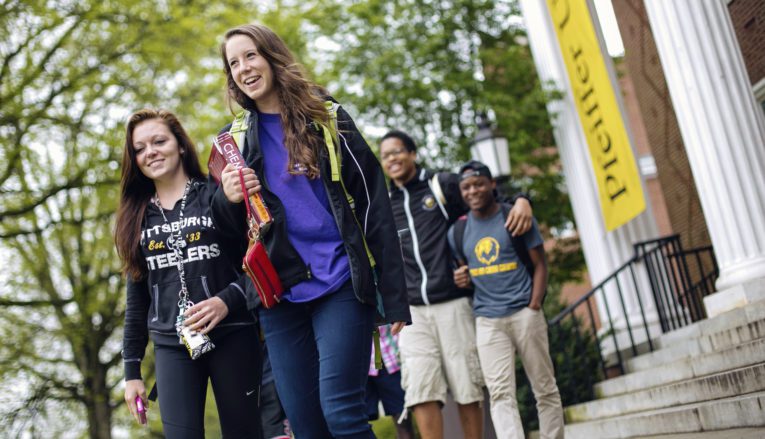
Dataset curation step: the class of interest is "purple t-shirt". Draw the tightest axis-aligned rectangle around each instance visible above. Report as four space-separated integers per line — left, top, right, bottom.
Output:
257 112 350 302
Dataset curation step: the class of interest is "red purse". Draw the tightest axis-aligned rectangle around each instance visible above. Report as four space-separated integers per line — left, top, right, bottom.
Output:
238 170 284 308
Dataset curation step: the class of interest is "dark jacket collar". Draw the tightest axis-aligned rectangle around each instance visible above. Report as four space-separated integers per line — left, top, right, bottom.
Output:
389 166 434 193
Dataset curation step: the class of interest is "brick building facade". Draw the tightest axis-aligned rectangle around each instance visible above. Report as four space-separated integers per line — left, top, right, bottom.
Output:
729 0 765 88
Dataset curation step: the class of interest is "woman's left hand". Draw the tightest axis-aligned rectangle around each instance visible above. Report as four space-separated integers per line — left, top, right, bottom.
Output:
390 321 406 335
183 297 229 334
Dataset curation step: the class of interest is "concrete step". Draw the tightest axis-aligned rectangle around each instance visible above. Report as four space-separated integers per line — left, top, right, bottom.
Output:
595 337 765 398
564 391 765 439
626 315 765 373
655 298 765 350
634 427 765 438
566 363 765 423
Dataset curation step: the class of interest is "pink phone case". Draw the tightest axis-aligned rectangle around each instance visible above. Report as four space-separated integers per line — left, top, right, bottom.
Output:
136 396 147 424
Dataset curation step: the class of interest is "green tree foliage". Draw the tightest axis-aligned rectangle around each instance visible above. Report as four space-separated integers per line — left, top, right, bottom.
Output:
281 0 593 431
304 0 498 166
292 0 581 280
0 1 249 437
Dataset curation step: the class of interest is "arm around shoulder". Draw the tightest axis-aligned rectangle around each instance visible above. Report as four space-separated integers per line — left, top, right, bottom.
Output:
505 196 533 237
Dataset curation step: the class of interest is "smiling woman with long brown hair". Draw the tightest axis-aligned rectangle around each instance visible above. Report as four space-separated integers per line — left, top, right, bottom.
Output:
211 23 411 438
115 109 261 438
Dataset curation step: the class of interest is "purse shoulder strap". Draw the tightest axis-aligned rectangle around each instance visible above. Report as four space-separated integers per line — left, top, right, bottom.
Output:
238 169 260 239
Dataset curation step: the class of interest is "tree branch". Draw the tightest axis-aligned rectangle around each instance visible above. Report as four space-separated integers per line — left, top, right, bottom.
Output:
17 361 83 402
0 170 89 220
0 208 115 239
0 15 67 88
0 298 73 307
5 14 86 104
106 350 123 371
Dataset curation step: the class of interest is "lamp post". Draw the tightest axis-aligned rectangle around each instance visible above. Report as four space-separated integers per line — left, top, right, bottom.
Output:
470 113 510 179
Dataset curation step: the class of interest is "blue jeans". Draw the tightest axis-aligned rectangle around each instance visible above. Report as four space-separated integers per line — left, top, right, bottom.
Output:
365 368 406 420
259 281 376 439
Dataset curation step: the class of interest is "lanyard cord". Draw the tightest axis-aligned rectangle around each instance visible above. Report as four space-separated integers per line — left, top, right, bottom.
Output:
153 180 193 318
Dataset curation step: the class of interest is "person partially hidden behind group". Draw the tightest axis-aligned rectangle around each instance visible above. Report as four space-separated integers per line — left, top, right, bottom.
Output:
366 324 415 439
210 23 411 438
116 109 261 438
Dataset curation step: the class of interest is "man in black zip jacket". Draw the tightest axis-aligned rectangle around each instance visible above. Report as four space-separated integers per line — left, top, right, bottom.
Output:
380 130 532 439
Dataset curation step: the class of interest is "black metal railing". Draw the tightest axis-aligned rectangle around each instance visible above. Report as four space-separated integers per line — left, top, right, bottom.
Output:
548 234 718 405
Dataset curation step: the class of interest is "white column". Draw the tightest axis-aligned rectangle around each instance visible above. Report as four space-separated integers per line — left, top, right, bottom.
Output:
643 0 765 317
518 0 660 343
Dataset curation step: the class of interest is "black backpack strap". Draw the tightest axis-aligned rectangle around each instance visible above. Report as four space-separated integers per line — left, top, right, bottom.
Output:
500 203 534 279
453 216 468 265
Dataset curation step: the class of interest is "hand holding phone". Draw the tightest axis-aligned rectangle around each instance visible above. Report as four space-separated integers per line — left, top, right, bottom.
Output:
135 395 147 425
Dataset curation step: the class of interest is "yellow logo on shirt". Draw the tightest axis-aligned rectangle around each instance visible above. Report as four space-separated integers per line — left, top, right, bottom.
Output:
475 237 500 265
470 236 518 277
469 262 518 277
422 195 437 211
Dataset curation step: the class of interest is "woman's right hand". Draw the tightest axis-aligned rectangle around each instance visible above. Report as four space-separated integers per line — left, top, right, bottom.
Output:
221 164 261 203
125 379 147 424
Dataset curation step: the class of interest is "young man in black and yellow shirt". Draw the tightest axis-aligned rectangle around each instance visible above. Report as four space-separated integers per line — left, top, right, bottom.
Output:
448 160 563 439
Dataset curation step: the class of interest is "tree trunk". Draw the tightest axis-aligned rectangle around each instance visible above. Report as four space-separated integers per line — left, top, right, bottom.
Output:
86 396 113 439
82 346 113 439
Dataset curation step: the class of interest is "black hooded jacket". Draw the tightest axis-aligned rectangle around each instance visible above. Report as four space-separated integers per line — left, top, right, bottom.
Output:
122 179 254 381
389 168 471 305
210 104 410 324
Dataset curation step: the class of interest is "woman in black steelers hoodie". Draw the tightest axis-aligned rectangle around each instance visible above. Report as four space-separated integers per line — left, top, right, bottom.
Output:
115 109 260 438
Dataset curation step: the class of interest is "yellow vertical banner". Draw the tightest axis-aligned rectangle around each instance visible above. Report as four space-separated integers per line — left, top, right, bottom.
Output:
546 0 645 231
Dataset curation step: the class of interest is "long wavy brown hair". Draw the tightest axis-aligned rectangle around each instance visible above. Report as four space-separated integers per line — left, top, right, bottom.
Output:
221 23 330 179
114 109 204 280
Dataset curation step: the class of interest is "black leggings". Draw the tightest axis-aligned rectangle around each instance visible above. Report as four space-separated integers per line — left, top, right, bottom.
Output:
154 326 262 439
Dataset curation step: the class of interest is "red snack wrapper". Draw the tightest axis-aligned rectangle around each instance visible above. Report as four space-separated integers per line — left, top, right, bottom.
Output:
208 133 273 232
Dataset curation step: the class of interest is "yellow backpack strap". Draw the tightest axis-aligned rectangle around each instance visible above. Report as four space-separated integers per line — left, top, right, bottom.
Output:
319 101 377 269
320 123 340 182
321 102 384 317
325 101 340 144
373 327 383 370
229 110 250 150
337 168 377 268
321 101 341 182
